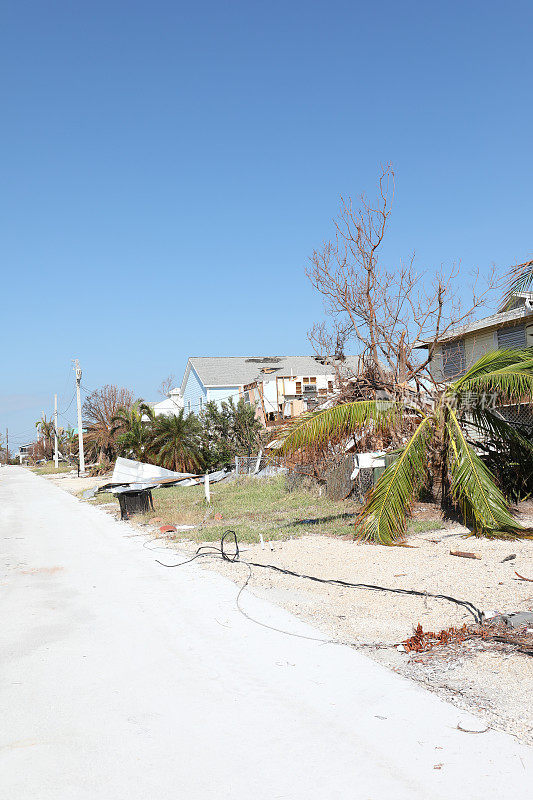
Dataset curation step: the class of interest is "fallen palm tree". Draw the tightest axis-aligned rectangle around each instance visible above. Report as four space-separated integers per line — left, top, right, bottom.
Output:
271 349 533 544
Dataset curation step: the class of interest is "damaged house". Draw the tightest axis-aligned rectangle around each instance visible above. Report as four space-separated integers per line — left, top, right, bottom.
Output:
180 355 359 424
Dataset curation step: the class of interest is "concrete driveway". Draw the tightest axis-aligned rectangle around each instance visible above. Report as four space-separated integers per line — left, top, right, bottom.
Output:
1 466 531 799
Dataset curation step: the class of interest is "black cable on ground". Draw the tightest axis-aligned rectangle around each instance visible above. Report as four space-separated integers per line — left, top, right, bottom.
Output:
157 530 485 625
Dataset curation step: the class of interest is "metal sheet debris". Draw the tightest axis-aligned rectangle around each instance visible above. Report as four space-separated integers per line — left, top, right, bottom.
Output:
98 457 230 494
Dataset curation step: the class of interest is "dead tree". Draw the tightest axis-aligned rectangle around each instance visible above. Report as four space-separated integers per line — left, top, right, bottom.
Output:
307 164 500 397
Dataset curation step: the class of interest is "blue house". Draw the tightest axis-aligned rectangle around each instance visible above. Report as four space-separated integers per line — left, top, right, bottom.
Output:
180 355 359 418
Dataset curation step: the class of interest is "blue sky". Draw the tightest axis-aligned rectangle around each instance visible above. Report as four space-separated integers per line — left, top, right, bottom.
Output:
1 0 532 449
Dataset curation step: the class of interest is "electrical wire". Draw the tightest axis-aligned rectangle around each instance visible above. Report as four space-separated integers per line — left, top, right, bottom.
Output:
157 530 485 626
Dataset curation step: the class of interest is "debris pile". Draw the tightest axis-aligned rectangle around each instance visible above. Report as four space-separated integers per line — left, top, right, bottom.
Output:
402 623 470 653
402 618 533 657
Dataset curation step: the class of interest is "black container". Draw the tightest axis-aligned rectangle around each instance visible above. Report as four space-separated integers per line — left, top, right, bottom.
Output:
117 489 154 520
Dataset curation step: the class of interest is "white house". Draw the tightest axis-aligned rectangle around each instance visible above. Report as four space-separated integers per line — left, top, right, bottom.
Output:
150 387 184 418
179 356 359 422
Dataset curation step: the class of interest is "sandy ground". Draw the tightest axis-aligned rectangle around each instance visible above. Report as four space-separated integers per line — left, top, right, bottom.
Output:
5 466 533 799
164 531 533 744
44 472 110 494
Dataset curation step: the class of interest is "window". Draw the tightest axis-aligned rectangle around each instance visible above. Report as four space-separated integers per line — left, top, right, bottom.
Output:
187 400 191 413
295 381 302 394
199 397 203 411
497 324 526 350
327 380 333 391
442 340 466 378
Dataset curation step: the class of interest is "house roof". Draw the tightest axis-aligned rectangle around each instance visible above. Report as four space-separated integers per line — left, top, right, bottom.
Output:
182 355 360 391
415 303 533 349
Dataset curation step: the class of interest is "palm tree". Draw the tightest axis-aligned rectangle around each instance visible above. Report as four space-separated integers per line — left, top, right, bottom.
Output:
111 401 155 461
274 349 533 544
150 411 202 472
83 385 135 463
35 414 55 458
62 427 78 460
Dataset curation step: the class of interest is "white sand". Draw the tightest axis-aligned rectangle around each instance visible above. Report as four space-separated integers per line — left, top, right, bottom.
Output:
190 531 533 743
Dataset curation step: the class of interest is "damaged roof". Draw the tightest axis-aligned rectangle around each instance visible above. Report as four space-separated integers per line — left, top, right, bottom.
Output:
182 355 360 389
415 299 533 349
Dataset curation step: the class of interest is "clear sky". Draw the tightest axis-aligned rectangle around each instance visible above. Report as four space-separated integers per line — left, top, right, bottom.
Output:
1 0 532 449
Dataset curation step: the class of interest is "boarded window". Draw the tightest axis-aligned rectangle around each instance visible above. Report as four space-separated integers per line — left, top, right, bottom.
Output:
295 381 302 393
328 380 333 391
497 324 526 350
442 340 466 378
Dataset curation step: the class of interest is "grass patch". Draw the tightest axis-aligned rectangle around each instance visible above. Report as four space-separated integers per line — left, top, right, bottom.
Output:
30 463 74 475
88 476 446 544
408 520 445 534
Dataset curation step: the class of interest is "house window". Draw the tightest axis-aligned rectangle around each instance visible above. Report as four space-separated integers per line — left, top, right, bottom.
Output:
199 397 203 411
295 381 302 394
442 340 466 378
497 324 526 350
188 400 191 413
327 380 333 391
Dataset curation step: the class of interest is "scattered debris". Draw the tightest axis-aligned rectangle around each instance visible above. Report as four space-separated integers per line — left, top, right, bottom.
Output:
457 722 490 734
160 525 177 534
492 612 533 630
501 554 517 562
98 457 230 495
402 618 533 658
402 623 470 653
515 571 533 582
450 550 481 560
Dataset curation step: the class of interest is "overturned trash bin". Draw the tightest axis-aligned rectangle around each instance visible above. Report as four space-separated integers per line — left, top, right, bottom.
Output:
116 488 154 521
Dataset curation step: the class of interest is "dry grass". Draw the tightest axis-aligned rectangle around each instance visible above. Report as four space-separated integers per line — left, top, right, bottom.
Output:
30 462 74 476
89 476 443 543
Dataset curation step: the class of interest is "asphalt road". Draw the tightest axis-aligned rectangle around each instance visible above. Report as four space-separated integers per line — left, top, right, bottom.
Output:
1 466 531 799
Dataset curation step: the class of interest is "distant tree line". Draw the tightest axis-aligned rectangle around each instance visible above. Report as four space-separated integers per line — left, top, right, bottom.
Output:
31 385 263 473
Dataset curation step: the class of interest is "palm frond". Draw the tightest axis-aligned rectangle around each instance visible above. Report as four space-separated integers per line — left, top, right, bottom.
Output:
501 260 533 310
445 406 523 535
452 348 533 391
273 400 404 454
454 356 533 405
354 415 435 545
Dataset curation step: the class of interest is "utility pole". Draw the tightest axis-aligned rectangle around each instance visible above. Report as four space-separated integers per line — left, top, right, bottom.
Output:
54 394 59 469
74 359 85 476
5 428 8 465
